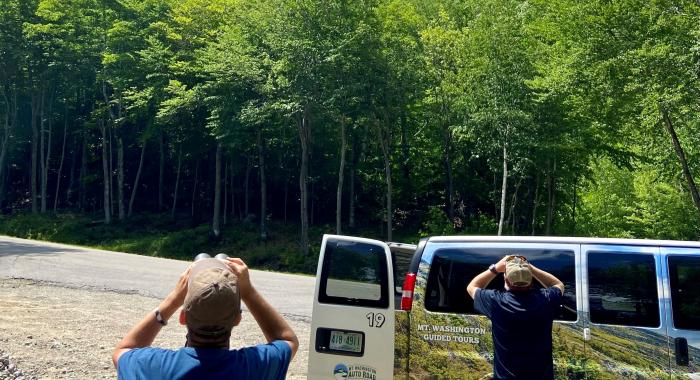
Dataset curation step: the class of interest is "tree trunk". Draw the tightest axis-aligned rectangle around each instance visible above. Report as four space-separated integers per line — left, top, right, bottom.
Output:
545 160 556 235
661 108 700 219
158 129 164 211
378 119 393 241
40 91 51 213
498 144 508 236
0 86 17 185
571 178 577 235
400 112 411 189
531 171 540 236
171 149 182 218
443 124 454 221
108 118 113 215
310 180 315 226
349 135 356 229
66 90 81 205
79 127 87 211
336 118 347 234
230 161 236 221
128 138 147 218
66 132 77 206
191 161 199 218
101 119 111 224
507 175 523 235
102 83 121 218
223 160 228 226
299 106 311 256
212 143 222 238
53 106 69 212
31 92 40 214
257 127 268 240
117 136 125 220
244 157 251 219
283 171 288 224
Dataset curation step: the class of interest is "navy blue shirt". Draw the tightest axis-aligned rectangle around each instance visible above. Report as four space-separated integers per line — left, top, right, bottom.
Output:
117 340 292 380
474 287 562 380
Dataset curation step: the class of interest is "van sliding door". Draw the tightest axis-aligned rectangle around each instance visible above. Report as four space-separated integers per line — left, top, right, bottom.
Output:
582 245 668 379
662 248 700 378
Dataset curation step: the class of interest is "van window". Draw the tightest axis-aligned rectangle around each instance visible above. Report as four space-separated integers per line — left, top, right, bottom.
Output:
424 248 577 321
588 252 659 327
668 256 700 330
319 240 389 308
392 250 413 291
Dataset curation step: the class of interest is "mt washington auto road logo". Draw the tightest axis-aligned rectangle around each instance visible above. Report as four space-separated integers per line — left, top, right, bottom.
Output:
333 363 377 380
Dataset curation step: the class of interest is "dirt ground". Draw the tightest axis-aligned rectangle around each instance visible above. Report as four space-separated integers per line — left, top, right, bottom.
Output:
0 279 309 380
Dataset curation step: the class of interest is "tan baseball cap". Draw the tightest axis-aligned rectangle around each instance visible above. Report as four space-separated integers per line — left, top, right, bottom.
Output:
184 258 241 346
505 255 532 288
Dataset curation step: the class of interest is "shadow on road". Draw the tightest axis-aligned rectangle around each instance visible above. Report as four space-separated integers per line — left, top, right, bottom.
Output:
0 241 90 258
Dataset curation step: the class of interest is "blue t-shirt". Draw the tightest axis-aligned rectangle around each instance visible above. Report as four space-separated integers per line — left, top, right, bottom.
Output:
474 287 562 380
117 340 292 380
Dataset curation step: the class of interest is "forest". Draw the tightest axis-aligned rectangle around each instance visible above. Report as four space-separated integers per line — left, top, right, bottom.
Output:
1 0 700 263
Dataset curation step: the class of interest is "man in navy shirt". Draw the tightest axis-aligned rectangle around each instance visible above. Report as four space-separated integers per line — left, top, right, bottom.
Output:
467 255 564 380
113 256 298 380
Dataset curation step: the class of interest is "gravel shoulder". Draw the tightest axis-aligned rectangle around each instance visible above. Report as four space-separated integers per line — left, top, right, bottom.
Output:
0 279 309 380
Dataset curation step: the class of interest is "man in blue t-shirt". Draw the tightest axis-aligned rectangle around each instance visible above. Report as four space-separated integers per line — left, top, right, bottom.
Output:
112 255 298 380
467 255 564 380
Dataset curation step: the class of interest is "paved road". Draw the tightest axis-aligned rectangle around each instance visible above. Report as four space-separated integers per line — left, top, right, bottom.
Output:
0 236 316 321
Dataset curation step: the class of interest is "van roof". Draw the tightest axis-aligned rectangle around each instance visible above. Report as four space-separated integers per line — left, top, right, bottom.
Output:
426 235 700 249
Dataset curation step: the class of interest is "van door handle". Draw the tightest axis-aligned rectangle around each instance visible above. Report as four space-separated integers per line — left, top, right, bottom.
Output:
675 337 689 366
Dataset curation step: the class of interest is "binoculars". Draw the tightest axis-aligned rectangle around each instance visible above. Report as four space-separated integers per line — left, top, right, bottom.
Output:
194 253 229 262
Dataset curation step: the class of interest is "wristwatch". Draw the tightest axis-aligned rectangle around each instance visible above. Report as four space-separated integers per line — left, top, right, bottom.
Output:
154 309 168 326
488 263 498 275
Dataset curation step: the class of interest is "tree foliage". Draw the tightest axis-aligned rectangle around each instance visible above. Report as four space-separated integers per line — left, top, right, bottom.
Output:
1 0 699 251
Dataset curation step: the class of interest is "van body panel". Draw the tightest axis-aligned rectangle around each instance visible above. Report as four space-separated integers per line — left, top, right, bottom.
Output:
393 311 410 379
661 247 700 379
581 244 669 379
308 235 395 380
407 242 582 379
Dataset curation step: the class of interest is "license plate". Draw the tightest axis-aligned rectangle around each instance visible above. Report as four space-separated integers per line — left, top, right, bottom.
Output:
329 330 362 353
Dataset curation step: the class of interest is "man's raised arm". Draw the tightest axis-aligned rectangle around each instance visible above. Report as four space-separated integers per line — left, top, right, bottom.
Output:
529 264 564 294
226 258 299 358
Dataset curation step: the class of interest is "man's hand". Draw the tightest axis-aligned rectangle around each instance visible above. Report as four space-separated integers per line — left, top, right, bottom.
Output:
225 257 253 300
165 266 192 308
495 256 508 273
226 257 253 300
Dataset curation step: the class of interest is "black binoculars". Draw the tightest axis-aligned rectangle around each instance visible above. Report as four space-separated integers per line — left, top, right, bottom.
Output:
194 253 229 262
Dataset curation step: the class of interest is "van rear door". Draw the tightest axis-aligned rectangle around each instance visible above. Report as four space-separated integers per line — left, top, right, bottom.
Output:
308 234 395 380
662 247 700 378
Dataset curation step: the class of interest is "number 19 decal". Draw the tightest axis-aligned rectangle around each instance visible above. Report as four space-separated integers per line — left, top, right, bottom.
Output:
366 312 385 328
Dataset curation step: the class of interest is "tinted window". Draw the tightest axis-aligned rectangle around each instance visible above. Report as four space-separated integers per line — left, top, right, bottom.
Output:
393 250 413 292
668 256 700 330
588 252 659 327
424 248 577 321
319 240 389 308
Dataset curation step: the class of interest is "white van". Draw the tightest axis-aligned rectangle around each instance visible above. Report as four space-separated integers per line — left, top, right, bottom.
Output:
307 235 700 379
